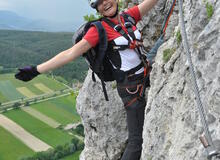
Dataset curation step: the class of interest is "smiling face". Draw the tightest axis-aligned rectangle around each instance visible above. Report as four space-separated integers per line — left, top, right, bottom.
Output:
97 0 118 17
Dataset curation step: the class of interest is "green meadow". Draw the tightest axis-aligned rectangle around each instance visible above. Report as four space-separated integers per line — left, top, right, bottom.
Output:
30 94 80 125
0 91 8 103
0 80 24 101
3 109 74 148
0 126 35 160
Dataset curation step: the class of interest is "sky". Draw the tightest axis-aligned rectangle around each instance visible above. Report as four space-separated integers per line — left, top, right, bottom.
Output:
0 0 96 23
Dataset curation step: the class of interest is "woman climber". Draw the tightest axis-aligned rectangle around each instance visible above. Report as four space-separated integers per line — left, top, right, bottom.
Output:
15 0 159 159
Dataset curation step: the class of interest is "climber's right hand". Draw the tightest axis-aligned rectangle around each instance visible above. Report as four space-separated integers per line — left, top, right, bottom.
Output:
15 66 40 82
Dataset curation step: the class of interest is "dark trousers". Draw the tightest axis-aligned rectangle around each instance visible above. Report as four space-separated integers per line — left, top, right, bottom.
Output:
117 72 148 160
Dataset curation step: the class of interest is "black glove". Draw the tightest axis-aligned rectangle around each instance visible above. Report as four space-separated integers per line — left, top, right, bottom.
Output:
15 66 40 82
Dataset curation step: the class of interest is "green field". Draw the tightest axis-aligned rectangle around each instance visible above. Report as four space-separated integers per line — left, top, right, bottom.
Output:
61 150 82 160
3 109 74 148
0 80 24 101
30 94 80 125
34 83 53 93
0 126 35 160
17 87 37 98
0 91 8 103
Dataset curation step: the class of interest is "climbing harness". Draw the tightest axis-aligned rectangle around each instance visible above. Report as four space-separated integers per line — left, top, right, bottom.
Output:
178 0 220 159
115 0 177 107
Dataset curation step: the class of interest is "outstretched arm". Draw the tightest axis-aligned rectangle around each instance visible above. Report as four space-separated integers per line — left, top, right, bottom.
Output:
15 39 92 82
138 0 158 18
37 39 91 73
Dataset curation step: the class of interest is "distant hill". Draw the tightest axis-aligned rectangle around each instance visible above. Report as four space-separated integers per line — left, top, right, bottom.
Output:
0 10 31 30
0 29 88 83
0 10 79 32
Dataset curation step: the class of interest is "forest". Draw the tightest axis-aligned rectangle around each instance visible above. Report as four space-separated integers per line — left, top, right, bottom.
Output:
0 29 88 83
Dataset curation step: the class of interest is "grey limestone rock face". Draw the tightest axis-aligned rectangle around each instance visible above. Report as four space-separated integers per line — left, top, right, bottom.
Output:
76 70 127 160
141 0 220 160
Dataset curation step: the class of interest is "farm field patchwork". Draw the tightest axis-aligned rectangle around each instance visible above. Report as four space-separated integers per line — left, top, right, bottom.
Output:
0 73 82 159
0 73 67 92
4 109 74 148
0 73 68 103
30 94 80 125
0 126 35 160
0 114 51 152
0 74 43 95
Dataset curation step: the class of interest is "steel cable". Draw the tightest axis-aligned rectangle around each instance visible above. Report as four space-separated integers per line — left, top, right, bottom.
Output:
178 0 218 158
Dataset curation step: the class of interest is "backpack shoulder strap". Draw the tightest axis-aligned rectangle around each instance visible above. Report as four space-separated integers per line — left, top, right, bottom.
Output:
90 21 110 101
90 21 108 72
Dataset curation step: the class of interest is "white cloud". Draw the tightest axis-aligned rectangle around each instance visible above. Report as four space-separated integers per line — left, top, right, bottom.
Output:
0 0 12 10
